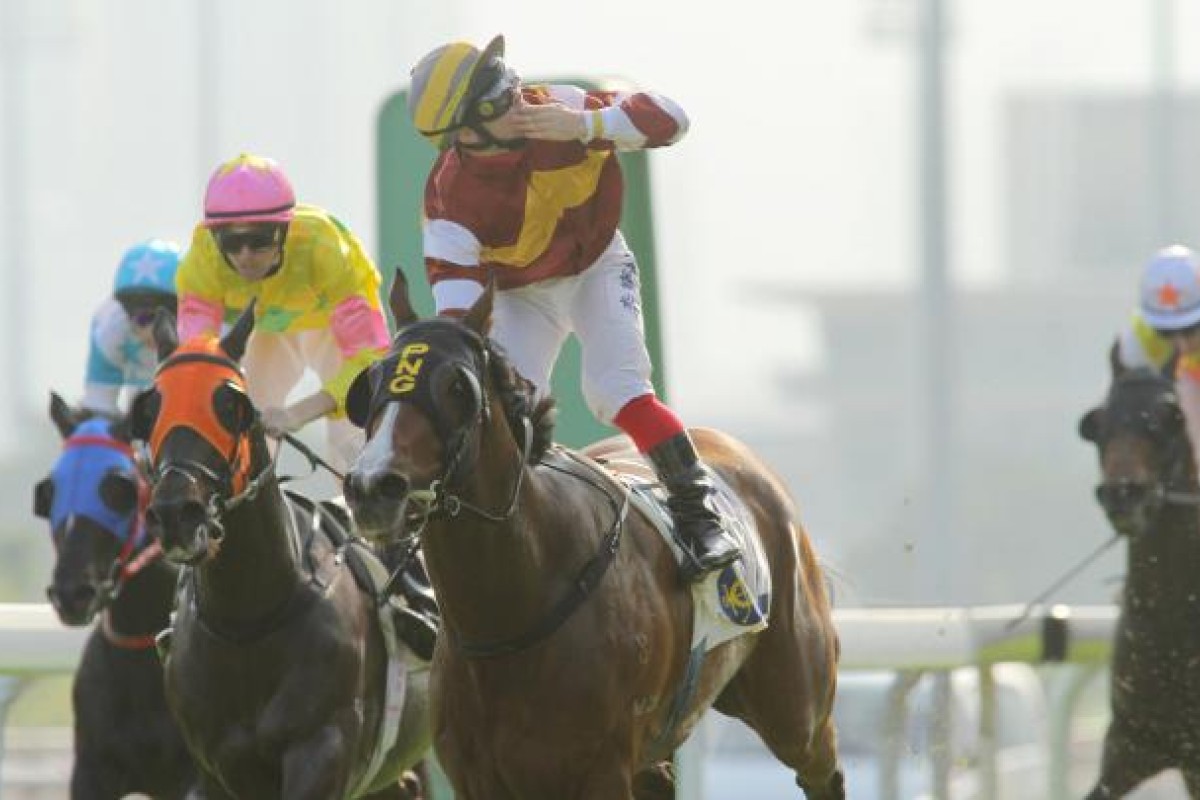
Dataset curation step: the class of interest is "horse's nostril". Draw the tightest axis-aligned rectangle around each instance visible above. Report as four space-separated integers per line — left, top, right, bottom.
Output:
377 472 410 502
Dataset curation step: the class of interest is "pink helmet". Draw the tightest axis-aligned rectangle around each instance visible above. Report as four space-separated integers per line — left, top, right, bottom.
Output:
202 153 296 227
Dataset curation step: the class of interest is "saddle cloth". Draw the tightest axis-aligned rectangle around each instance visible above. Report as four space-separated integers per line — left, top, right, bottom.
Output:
604 462 772 651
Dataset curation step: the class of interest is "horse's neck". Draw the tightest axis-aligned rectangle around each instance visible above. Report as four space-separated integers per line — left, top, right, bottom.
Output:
425 451 593 645
109 557 177 637
195 481 304 622
1126 504 1200 595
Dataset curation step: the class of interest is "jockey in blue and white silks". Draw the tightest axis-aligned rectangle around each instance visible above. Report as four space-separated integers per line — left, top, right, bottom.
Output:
82 239 182 416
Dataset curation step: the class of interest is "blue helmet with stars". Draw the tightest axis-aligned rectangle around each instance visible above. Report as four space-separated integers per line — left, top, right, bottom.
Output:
112 239 182 300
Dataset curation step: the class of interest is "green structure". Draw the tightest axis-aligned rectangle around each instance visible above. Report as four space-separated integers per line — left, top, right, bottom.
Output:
375 77 667 449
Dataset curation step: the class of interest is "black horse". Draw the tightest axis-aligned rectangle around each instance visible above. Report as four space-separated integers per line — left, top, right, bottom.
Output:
34 392 194 798
1079 356 1200 797
131 309 430 799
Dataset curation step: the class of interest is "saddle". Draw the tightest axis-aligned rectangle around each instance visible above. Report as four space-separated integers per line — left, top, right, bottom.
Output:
285 491 439 661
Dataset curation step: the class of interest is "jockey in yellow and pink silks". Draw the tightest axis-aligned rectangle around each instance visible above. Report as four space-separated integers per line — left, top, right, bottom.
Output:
175 153 390 471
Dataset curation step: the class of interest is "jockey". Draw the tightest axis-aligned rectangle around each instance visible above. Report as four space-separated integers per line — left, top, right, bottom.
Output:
175 153 391 472
82 239 182 417
176 153 438 658
1120 244 1200 470
406 35 741 582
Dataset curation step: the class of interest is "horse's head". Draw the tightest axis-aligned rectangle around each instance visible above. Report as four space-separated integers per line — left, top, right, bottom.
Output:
1079 359 1194 537
343 274 555 541
35 393 147 625
132 307 265 565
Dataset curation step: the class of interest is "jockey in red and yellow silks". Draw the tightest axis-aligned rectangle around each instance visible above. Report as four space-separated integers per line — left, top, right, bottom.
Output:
176 154 389 470
406 35 740 582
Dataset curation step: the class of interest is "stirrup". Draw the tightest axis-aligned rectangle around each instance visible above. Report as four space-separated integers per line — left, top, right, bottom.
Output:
677 525 741 583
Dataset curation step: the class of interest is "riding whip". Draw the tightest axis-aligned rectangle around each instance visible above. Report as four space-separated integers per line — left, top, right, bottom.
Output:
1003 532 1121 633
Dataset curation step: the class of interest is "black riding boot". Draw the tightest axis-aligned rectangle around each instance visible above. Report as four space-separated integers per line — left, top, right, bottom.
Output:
648 432 742 582
386 548 440 661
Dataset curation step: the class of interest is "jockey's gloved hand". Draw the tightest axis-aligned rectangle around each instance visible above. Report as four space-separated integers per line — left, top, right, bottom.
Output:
260 406 300 438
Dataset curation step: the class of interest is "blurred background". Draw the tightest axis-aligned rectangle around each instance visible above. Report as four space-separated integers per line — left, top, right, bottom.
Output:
2 0 1199 796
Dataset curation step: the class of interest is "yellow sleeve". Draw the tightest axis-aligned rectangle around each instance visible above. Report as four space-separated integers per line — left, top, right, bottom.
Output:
175 225 226 302
1131 312 1174 370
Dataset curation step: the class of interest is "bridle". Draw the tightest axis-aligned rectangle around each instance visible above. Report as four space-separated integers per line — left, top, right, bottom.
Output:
47 431 161 619
1093 378 1200 528
147 350 276 540
358 324 533 542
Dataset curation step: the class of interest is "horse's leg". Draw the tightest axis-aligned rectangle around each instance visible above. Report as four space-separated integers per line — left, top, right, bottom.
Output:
632 760 676 800
1083 721 1170 799
794 717 845 800
714 634 842 799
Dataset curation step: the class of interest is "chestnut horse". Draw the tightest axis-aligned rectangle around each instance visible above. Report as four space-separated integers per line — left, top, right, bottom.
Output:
34 393 195 798
342 280 844 800
130 310 430 799
1079 357 1200 797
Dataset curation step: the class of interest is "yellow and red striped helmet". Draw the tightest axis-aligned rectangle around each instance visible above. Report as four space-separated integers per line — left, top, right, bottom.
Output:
408 35 508 150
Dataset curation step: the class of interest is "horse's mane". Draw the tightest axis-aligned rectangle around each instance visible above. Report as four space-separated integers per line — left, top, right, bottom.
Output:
484 340 557 464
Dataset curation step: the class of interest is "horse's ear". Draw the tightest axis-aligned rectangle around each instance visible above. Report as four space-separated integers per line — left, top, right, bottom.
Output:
462 280 494 336
1109 339 1127 378
128 389 160 444
345 367 372 429
48 391 79 439
108 413 134 444
1079 408 1102 443
220 300 257 362
389 267 419 328
153 309 178 361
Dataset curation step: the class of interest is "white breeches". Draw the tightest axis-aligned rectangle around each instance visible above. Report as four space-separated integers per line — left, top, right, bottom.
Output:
488 233 655 424
241 327 363 472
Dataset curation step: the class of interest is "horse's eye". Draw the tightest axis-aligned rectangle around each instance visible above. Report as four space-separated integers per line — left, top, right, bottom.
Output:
129 389 161 441
213 382 254 434
33 478 53 518
99 471 138 514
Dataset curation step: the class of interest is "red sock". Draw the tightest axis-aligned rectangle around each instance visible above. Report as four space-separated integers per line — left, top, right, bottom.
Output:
612 394 685 453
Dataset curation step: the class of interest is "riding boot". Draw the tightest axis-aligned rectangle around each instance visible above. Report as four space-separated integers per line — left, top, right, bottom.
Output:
388 550 439 662
647 432 742 582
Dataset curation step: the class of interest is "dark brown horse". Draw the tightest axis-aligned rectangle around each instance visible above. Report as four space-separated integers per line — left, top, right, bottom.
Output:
341 280 844 800
130 310 430 799
1079 356 1200 797
34 393 195 798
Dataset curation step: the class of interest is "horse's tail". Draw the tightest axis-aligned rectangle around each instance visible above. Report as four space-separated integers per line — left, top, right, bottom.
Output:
816 558 851 608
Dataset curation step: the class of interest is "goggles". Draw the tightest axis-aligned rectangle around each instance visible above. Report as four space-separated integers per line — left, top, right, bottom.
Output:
117 292 176 328
470 65 520 123
214 225 283 256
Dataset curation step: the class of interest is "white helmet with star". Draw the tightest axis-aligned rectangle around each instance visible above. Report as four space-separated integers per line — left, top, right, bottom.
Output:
1139 244 1200 332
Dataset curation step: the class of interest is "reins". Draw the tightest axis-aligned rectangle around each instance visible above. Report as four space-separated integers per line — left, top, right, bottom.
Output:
448 449 631 659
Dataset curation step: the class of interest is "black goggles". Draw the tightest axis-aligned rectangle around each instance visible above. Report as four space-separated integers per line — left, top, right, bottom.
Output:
118 294 176 327
214 226 283 255
471 70 519 123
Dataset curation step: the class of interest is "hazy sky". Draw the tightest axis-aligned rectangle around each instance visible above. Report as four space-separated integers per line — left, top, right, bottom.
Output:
5 0 1200 447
